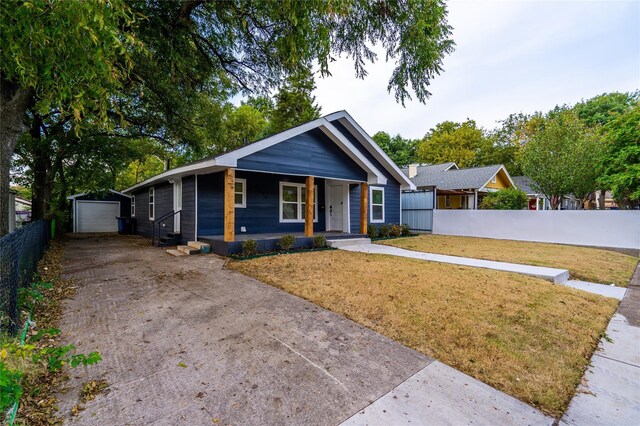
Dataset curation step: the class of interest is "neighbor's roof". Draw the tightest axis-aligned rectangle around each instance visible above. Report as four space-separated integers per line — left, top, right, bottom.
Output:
122 111 415 193
512 176 535 194
405 163 511 190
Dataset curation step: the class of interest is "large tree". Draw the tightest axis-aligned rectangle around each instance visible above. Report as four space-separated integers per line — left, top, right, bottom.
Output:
1 0 454 235
372 131 418 167
520 110 604 210
597 105 640 209
417 120 488 168
270 67 322 134
0 0 138 235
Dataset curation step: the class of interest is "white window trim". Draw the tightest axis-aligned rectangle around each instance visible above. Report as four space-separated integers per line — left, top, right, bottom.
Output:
131 195 136 217
370 186 385 223
149 187 155 220
279 182 318 223
491 176 497 184
235 178 247 208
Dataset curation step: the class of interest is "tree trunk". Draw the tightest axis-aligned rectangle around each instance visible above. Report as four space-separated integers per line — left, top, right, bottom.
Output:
598 190 606 210
550 195 561 210
0 81 33 236
30 114 52 221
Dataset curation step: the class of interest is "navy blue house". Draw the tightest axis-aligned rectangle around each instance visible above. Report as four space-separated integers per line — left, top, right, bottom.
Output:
122 111 415 254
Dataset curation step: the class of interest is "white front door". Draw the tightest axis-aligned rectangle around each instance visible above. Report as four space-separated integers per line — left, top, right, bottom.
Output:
173 179 182 233
329 185 344 231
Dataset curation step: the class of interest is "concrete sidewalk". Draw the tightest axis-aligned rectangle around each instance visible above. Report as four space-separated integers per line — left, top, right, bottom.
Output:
561 266 640 426
341 361 553 426
339 243 570 283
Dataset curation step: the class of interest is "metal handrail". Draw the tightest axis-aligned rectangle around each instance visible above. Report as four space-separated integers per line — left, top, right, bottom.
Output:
151 209 181 246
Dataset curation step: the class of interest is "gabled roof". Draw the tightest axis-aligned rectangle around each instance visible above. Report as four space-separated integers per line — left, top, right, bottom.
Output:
405 162 513 191
401 162 457 177
512 176 535 194
122 111 414 193
67 189 131 200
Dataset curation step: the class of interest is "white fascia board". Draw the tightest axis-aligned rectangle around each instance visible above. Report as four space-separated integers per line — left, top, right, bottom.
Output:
121 161 223 193
480 165 515 190
67 189 131 200
324 111 416 190
214 118 327 167
319 120 387 185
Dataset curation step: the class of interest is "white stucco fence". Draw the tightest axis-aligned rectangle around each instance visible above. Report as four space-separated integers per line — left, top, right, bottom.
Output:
432 210 640 250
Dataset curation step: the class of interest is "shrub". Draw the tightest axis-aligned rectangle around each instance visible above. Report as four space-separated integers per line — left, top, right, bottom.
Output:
241 239 258 256
378 224 390 238
278 234 296 251
480 188 528 210
313 235 327 248
389 224 402 237
400 224 411 236
367 224 379 239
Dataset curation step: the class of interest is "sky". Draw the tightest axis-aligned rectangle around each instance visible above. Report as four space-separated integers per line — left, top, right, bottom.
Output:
313 0 640 139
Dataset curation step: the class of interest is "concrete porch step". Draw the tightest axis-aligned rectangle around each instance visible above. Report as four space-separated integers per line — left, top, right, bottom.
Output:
177 245 200 255
166 249 187 257
188 241 211 253
327 238 371 248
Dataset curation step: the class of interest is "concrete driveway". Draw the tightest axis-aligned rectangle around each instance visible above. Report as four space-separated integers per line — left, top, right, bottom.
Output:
57 235 430 425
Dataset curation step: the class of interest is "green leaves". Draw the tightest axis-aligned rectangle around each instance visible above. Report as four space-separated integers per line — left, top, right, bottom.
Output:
480 188 528 210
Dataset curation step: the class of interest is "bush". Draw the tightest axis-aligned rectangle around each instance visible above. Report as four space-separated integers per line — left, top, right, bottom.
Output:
400 224 411 236
389 224 402 237
278 234 296 251
367 224 379 239
378 224 390 238
480 188 529 210
241 239 258 256
313 235 326 248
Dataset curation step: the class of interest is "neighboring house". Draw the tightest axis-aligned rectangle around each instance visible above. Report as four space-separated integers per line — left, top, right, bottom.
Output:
402 162 515 209
511 176 581 210
67 190 132 233
584 190 619 210
121 111 414 254
15 196 32 227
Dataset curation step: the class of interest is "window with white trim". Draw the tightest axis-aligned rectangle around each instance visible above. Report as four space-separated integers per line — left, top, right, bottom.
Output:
491 175 497 184
131 195 136 217
235 178 246 208
370 187 384 223
279 182 318 223
445 195 451 208
149 187 155 220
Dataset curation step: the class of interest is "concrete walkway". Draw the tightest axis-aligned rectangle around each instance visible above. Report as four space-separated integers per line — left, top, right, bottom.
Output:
341 361 553 425
339 243 569 283
561 266 640 426
57 235 553 425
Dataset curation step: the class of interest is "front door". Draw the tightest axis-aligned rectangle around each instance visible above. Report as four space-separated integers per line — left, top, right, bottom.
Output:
329 184 344 231
173 179 182 233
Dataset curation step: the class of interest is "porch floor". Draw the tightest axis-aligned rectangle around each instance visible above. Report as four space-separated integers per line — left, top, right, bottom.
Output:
200 231 365 242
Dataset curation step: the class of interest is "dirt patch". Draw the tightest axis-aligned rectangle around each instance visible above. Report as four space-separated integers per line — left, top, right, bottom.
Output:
229 250 619 416
380 234 638 286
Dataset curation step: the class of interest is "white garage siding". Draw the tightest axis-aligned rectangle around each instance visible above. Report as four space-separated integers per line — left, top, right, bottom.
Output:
75 201 120 233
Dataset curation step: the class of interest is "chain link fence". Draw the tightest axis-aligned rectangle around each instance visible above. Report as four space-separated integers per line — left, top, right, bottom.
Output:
0 220 50 335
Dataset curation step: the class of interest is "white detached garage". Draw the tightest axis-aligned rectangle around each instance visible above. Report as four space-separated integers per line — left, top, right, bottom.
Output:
67 190 132 233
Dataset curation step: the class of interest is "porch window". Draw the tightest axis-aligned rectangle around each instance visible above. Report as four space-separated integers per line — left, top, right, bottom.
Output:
370 187 384 223
149 187 155 220
445 195 451 208
131 195 136 217
235 178 246 208
279 182 318 223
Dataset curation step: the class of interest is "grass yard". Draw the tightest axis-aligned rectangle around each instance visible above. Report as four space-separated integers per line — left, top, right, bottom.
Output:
379 235 638 286
228 251 618 416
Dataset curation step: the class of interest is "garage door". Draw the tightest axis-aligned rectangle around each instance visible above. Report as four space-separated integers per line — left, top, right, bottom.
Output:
77 201 120 232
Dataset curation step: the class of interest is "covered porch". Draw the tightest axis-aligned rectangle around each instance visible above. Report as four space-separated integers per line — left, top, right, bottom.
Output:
212 168 371 247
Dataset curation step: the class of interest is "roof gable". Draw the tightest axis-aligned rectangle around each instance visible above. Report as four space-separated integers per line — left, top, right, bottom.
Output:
123 111 413 193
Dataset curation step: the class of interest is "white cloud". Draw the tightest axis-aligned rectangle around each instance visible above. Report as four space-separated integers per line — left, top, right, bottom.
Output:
314 0 640 139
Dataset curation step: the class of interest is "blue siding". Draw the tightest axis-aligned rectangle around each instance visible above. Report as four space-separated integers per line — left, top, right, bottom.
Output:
237 128 367 181
332 120 401 225
197 171 327 236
